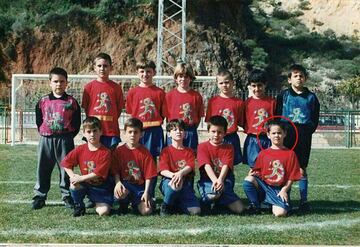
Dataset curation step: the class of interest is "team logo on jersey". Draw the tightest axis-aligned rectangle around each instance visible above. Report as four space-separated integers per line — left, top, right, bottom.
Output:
219 108 234 128
139 97 156 120
125 160 143 184
45 108 64 132
252 108 268 128
84 160 103 185
212 158 225 175
94 92 111 113
289 108 305 123
179 103 193 124
264 160 285 184
175 159 187 171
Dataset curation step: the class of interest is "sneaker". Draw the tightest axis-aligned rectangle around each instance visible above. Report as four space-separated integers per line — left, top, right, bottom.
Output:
63 196 74 209
160 203 172 216
200 202 212 216
298 202 311 213
32 196 45 210
117 203 129 215
247 204 261 215
85 197 95 208
73 203 86 217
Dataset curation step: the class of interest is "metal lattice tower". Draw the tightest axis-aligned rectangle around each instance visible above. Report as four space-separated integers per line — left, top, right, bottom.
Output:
156 0 186 76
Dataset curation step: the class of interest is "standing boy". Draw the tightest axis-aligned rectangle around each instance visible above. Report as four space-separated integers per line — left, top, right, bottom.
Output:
165 63 204 151
243 120 302 217
62 117 113 217
243 69 276 168
32 67 81 210
112 118 158 216
197 116 244 215
276 64 320 212
159 119 201 216
205 69 244 165
82 52 124 149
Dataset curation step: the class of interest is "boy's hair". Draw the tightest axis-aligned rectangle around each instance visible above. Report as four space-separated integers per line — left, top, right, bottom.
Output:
82 116 102 131
124 117 143 131
93 53 112 66
288 64 308 79
207 115 228 133
216 69 233 81
166 119 186 132
136 59 156 70
264 119 287 134
248 69 267 86
173 63 196 82
49 67 68 81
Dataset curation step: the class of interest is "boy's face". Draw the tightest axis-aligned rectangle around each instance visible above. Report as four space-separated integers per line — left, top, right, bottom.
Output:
208 125 226 145
176 73 191 91
49 74 68 96
94 58 112 81
288 70 306 91
138 67 156 86
267 125 286 147
217 75 234 96
169 126 185 142
83 127 102 145
125 126 142 146
249 82 266 98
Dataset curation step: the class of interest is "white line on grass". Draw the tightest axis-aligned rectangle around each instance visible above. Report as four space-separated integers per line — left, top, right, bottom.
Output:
1 218 360 237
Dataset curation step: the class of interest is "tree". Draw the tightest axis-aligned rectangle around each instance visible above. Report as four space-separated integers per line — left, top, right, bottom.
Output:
337 76 360 109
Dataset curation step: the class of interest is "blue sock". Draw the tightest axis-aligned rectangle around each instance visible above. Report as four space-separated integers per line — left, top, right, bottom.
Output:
299 176 308 203
243 180 260 208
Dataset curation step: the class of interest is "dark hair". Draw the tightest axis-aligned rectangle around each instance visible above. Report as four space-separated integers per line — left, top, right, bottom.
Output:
49 67 68 80
136 59 156 70
207 115 228 133
216 69 233 81
82 116 102 131
288 64 308 79
94 53 112 66
166 119 186 132
248 69 267 85
264 119 287 134
124 117 143 131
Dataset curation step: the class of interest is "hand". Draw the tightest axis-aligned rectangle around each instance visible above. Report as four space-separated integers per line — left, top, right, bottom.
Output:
170 172 184 189
114 182 128 199
248 169 256 176
277 188 289 202
141 192 152 208
212 178 224 193
70 174 82 185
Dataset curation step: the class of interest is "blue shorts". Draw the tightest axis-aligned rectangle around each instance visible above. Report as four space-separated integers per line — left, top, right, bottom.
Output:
159 177 200 213
165 126 198 152
140 126 164 157
254 176 291 211
197 172 240 206
224 132 242 165
100 136 121 149
243 134 271 168
118 178 156 207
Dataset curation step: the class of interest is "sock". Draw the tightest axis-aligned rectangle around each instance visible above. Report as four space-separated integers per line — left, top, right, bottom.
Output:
299 176 308 203
243 180 260 208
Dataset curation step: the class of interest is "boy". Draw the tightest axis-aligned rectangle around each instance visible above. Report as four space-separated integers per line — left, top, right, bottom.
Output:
61 116 113 217
275 64 320 212
112 118 158 216
165 63 204 151
159 119 201 216
243 120 302 217
205 69 244 165
126 59 166 158
82 52 124 149
197 115 244 215
32 67 81 210
243 69 276 167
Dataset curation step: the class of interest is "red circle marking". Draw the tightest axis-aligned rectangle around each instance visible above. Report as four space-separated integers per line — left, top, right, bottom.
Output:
256 115 298 151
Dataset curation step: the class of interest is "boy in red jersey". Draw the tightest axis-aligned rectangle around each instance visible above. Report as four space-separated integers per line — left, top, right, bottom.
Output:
159 119 201 216
62 117 113 217
243 120 302 217
82 53 124 149
197 116 244 215
165 63 204 151
112 118 158 216
243 69 276 168
126 59 166 158
205 69 244 165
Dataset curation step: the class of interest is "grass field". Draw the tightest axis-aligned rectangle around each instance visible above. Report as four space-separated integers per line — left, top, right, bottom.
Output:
0 145 359 244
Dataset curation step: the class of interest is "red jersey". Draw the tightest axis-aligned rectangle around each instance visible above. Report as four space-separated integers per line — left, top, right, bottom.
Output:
253 148 301 187
82 80 124 137
197 141 234 177
126 85 166 128
165 88 204 126
243 96 276 134
112 144 157 185
61 144 111 185
159 145 195 179
205 96 244 134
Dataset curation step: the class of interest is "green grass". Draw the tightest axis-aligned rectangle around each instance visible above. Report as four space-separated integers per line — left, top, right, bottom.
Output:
0 145 359 244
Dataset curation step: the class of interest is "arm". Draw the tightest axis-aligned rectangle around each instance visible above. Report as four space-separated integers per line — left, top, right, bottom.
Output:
71 100 82 137
214 165 229 192
170 165 192 187
275 92 283 116
277 180 293 202
35 100 43 132
311 95 320 133
114 174 127 199
204 164 224 192
141 178 152 208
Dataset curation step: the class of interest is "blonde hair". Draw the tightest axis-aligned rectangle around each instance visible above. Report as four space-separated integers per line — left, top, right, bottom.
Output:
173 63 196 82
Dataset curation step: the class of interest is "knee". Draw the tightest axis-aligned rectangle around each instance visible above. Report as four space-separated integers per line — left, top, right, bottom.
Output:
95 205 111 216
207 192 221 201
138 203 153 216
300 168 307 177
187 207 201 216
244 175 256 183
272 207 287 217
228 200 244 214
